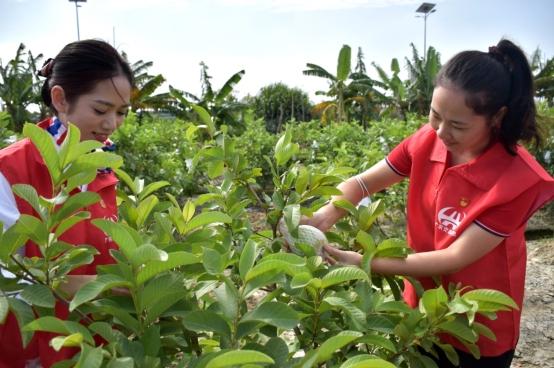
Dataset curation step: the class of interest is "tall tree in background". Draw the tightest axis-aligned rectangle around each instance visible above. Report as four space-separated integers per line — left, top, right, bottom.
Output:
530 48 554 106
0 43 43 132
251 82 312 133
405 43 441 115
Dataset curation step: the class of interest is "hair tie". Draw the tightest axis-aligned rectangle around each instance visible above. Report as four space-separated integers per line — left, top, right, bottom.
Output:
38 58 54 78
488 46 512 72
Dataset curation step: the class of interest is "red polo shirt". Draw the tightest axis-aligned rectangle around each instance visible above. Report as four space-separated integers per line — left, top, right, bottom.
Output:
386 124 554 356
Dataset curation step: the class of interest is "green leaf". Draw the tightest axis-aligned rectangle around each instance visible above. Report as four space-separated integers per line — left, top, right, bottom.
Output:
240 302 299 329
52 192 100 223
245 259 306 283
356 334 397 353
355 231 375 253
24 316 94 344
473 321 496 341
65 169 97 193
12 184 44 220
15 214 49 246
135 195 159 228
141 325 161 357
89 322 118 344
0 295 8 324
129 243 168 267
374 238 410 258
70 274 131 311
290 272 313 289
323 297 366 330
60 132 102 167
91 219 137 258
136 251 200 285
274 130 299 167
191 104 215 136
264 337 289 367
332 199 358 216
337 45 352 81
138 181 170 201
214 278 240 321
23 123 60 184
183 211 232 234
339 356 396 368
436 343 459 366
202 247 227 275
106 358 134 368
114 168 138 195
437 317 478 343
50 333 83 351
420 286 448 318
20 284 56 308
316 330 362 363
58 123 82 168
76 344 103 368
182 310 232 339
54 211 91 237
462 289 519 310
182 200 196 222
0 224 28 261
283 204 301 237
321 266 369 288
206 350 274 368
295 166 310 194
239 239 258 280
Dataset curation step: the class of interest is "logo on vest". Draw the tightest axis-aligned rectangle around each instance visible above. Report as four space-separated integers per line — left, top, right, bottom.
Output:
436 207 466 237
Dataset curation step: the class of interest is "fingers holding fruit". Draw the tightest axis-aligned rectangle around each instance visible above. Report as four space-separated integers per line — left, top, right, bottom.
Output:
323 244 362 266
278 219 327 256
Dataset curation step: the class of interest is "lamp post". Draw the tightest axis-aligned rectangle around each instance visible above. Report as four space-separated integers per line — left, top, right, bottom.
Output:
69 0 87 40
415 2 436 60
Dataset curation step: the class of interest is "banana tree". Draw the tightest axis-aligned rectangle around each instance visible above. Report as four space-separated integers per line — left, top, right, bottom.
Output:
124 54 171 120
169 62 247 133
0 43 44 132
372 58 409 120
303 44 352 123
405 43 441 115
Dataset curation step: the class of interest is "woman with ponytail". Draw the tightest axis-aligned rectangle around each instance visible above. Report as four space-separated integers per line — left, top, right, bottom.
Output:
307 39 554 367
0 39 133 368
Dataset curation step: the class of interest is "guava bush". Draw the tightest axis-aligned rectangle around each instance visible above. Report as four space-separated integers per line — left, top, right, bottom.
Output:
0 109 518 368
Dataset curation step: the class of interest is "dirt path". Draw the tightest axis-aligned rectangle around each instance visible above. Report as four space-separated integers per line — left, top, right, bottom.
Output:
512 237 554 368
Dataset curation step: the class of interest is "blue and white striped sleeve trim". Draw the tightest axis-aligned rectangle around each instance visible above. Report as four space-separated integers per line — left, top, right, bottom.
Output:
385 157 408 177
474 220 510 238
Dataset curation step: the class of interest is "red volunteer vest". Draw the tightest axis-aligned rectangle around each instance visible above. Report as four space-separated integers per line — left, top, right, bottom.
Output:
0 118 119 367
386 124 554 356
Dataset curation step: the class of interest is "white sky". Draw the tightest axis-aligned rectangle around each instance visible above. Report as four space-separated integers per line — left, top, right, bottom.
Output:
1 0 553 102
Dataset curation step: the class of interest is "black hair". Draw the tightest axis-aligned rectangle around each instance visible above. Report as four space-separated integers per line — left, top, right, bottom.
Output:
435 39 540 154
39 39 134 115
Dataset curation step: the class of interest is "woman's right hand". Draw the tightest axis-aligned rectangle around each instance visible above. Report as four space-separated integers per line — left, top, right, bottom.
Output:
323 244 362 266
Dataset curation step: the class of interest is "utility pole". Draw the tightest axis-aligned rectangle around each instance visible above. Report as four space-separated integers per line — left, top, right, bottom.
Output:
415 3 436 61
68 0 87 40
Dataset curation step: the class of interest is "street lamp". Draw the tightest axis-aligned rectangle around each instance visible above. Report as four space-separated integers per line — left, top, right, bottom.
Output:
69 0 87 40
415 2 436 60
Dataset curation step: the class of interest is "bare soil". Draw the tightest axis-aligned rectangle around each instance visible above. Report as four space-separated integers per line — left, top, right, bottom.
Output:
512 237 554 368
